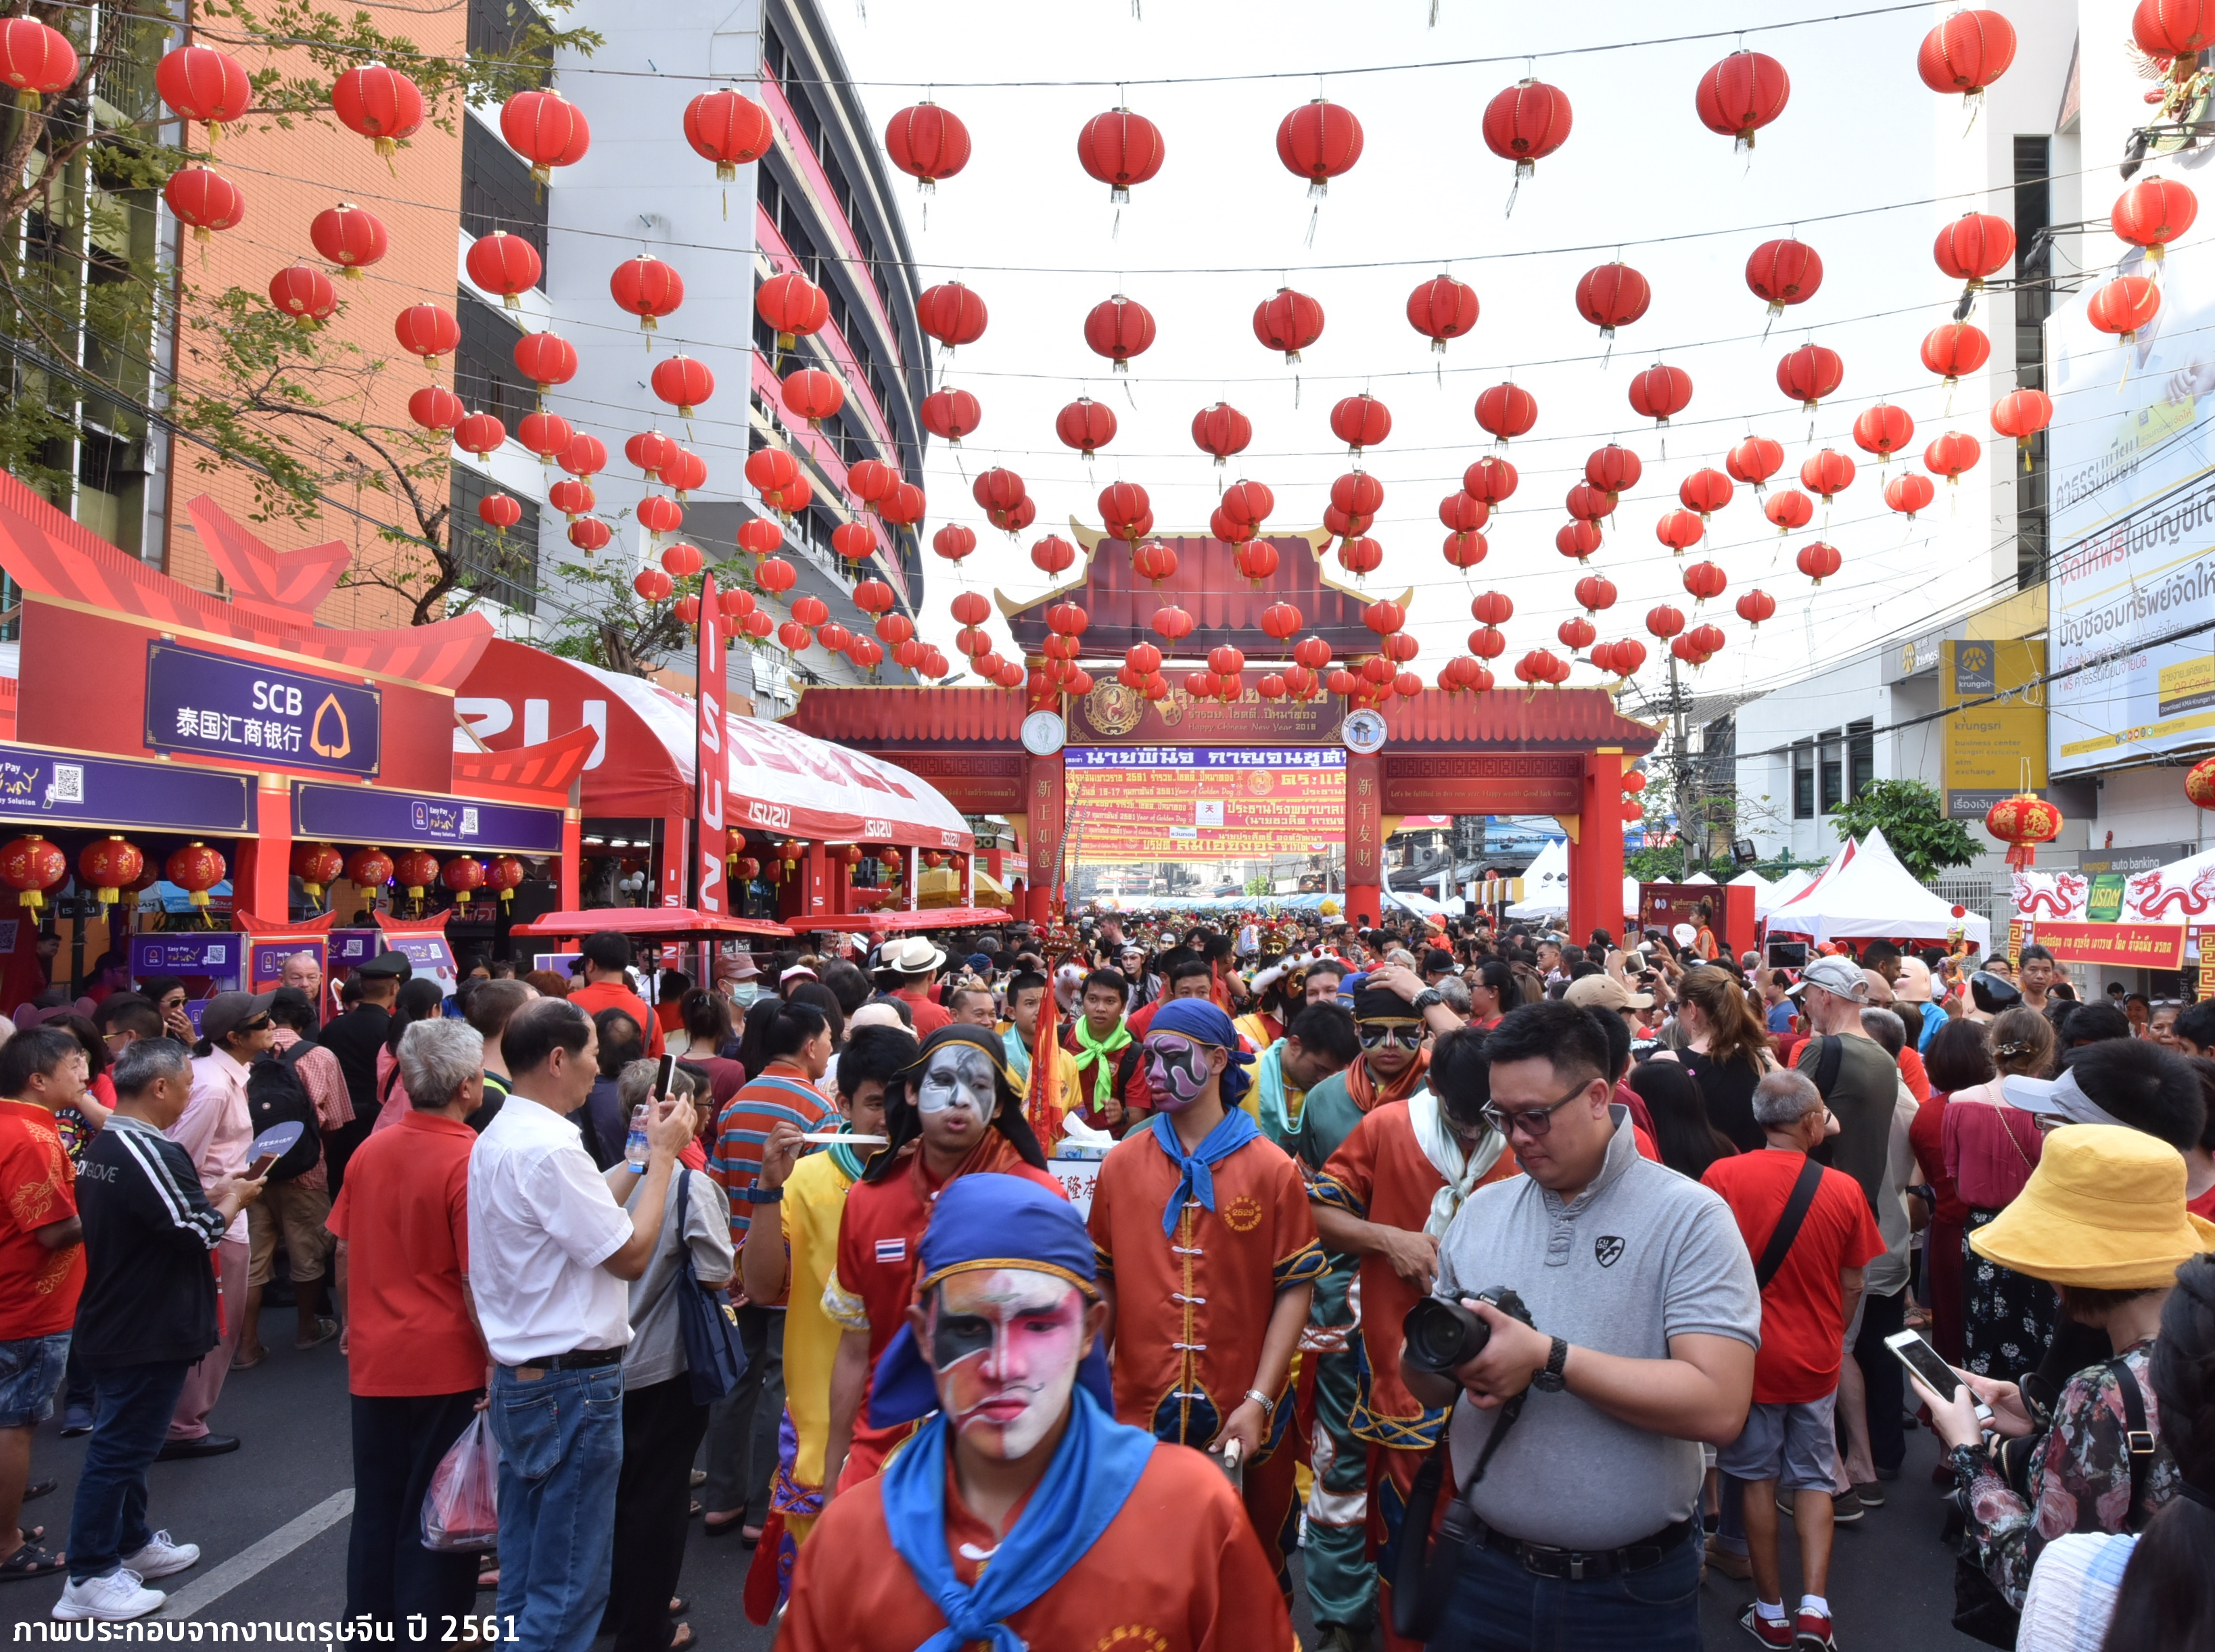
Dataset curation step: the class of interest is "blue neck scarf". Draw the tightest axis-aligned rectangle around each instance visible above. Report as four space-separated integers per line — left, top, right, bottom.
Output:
1000 1023 1031 1085
1146 1106 1261 1235
880 1386 1154 1652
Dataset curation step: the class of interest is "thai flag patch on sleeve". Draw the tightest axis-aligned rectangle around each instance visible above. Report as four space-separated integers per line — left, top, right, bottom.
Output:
875 1237 907 1263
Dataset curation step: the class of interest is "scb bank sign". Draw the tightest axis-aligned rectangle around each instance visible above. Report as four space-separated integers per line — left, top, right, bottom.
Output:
145 641 381 779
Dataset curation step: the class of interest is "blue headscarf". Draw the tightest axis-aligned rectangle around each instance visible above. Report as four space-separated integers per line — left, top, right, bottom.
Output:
1140 997 1261 1234
1145 997 1255 1106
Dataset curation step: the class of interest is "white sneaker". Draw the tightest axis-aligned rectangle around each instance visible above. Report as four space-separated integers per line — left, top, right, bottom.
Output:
51 1569 165 1621
121 1532 200 1579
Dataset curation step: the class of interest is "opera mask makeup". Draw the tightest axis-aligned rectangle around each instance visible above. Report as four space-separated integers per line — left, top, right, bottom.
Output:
930 1267 1089 1460
1143 1033 1215 1112
916 1043 995 1120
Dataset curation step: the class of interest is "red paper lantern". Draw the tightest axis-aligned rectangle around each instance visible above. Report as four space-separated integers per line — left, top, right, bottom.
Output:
1483 78 1572 176
268 264 335 327
610 255 684 333
1796 541 1843 584
454 412 506 459
285 841 340 903
394 302 460 369
1255 601 1302 641
1125 642 1163 677
1468 626 1507 659
916 284 988 356
1363 600 1406 637
1464 455 1518 504
1055 396 1116 456
1329 393 1391 455
1727 435 1784 492
1474 382 1537 444
660 542 704 577
720 588 756 622
932 523 977 564
1629 363 1692 427
1470 590 1515 627
831 521 876 562
1083 293 1155 372
345 847 394 892
755 558 797 595
312 203 389 281
950 591 990 627
478 492 523 530
854 579 895 615
636 494 683 536
500 89 588 184
441 855 488 905
1765 489 1815 534
1608 639 1648 676
518 411 574 464
1799 448 1857 502
1852 402 1916 465
1745 238 1821 316
1687 622 1725 656
1444 530 1489 569
1682 561 1728 604
1679 469 1735 518
1925 430 1983 483
1574 262 1650 338
1919 10 2018 103
1098 481 1152 542
1556 522 1604 562
1655 509 1705 554
568 519 611 554
973 467 1027 516
1646 605 1685 639
1077 105 1166 203
780 367 844 429
156 44 250 132
1276 97 1363 195
920 387 981 446
2112 175 2199 260
2189 756 2215 810
1984 793 2062 868
392 851 439 902
884 101 972 190
487 855 528 907
1921 322 1991 385
513 331 577 391
1407 274 1479 352
1884 473 1936 519
1331 472 1385 519
633 567 674 603
2135 0 2215 60
2088 275 2162 343
162 841 227 911
745 447 799 500
1776 343 1844 411
1934 212 2016 289
1222 481 1276 529
1047 600 1090 638
777 619 810 651
1696 51 1790 149
756 270 829 352
660 447 708 498
1029 535 1076 577
741 610 774 641
652 355 716 419
1234 541 1280 584
331 62 424 158
164 167 246 243
1990 387 2055 463
465 229 541 310
1192 402 1253 465
1586 444 1641 498
1735 589 1777 628
1558 615 1596 652
1576 574 1618 613
1253 287 1324 362
684 87 774 179
1133 540 1180 584
1441 492 1490 534
1336 537 1382 577
547 479 594 521
1294 636 1333 670
737 517 783 558
0 833 64 910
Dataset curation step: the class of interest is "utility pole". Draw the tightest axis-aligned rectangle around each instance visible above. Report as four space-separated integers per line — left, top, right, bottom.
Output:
1669 653 1695 875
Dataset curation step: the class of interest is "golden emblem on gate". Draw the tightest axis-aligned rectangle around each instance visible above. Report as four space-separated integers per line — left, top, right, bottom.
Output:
309 693 352 759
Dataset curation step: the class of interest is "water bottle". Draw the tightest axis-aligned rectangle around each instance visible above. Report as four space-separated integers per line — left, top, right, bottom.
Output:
624 1104 650 1172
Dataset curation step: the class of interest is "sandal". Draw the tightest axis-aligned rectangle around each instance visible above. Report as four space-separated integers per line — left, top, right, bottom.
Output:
667 1625 697 1652
689 1501 702 1517
230 1348 267 1371
0 1542 65 1581
669 1598 688 1615
475 1565 500 1592
296 1317 340 1350
701 1514 747 1539
24 1479 55 1501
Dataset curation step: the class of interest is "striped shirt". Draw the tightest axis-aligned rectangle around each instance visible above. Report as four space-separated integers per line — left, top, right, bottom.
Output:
707 1062 831 1242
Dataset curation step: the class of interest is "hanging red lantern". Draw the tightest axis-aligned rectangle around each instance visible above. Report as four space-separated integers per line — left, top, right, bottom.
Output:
1926 430 1983 483
519 411 574 465
737 517 783 558
973 467 1027 516
164 167 246 243
1558 615 1597 652
831 521 876 562
394 302 460 370
485 855 528 908
661 542 705 577
1474 383 1537 444
1442 492 1490 534
568 519 611 555
610 255 684 333
3 835 70 910
1776 343 1844 412
1919 10 2018 105
1253 287 1325 362
1934 212 2016 289
453 412 506 460
1470 590 1515 628
1098 480 1152 541
465 229 541 308
1744 238 1821 316
331 62 424 159
1586 444 1641 498
661 446 708 498
1336 537 1382 577
500 89 589 183
2135 0 2215 60
930 523 977 565
156 44 250 135
1556 522 1603 562
1765 488 1815 534
1990 387 2055 467
1133 540 1180 585
1655 509 1705 554
1463 455 1518 506
1192 402 1253 465
780 367 845 429
1363 600 1406 637
1047 600 1090 638
392 851 440 903
1727 435 1784 492
1234 540 1280 584
1852 402 1916 465
1124 641 1163 678
1258 601 1303 641
1258 673 1288 700
1331 472 1385 519
884 101 972 191
920 387 981 446
344 847 394 893
1406 274 1479 352
1329 393 1391 456
1796 541 1843 584
684 86 774 180
1054 396 1116 456
755 557 797 595
1884 473 1937 519
1608 639 1649 676
1679 469 1735 519
1696 51 1791 149
2189 756 2215 810
1646 605 1685 639
1077 105 1166 203
1921 322 1991 385
2112 175 2199 260
308 202 388 281
1682 561 1728 604
777 619 810 651
1984 793 2063 868
720 588 756 623
1083 293 1155 372
1444 529 1489 569
441 855 488 906
1735 589 1777 628
282 841 340 905
512 331 577 392
1482 78 1572 177
1468 626 1507 659
950 590 990 627
268 265 336 328
547 479 594 521
742 609 776 642
1629 363 1692 427
1687 621 1725 656
1276 97 1363 195
1294 636 1333 671
990 497 1038 537
652 355 716 419
164 841 227 912
1799 448 1857 502
1576 574 1618 613
633 567 675 603
1221 479 1275 527
636 494 683 536
2088 275 2162 344
756 270 829 352
1026 534 1075 578
1208 645 1246 679
1573 262 1650 339
745 446 799 501
914 285 989 358
478 492 523 530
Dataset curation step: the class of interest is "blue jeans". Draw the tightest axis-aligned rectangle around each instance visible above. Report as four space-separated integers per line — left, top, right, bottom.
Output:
0 1332 70 1428
66 1361 191 1582
488 1363 622 1652
1428 1527 1703 1651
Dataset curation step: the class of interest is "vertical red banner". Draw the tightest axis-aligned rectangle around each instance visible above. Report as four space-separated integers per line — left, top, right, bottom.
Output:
695 572 727 915
1345 751 1382 924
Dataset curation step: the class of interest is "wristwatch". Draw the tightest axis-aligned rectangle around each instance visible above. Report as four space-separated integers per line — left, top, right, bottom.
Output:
1531 1336 1570 1393
742 1185 785 1204
1411 989 1445 1013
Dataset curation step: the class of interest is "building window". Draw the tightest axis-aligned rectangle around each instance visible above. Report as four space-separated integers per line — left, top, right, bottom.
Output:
452 291 538 435
1847 718 1875 799
762 17 789 83
1818 728 1844 814
448 464 539 614
462 114 548 271
1791 743 1815 819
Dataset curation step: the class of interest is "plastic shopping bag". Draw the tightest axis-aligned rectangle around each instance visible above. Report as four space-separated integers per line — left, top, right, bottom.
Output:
421 1412 500 1552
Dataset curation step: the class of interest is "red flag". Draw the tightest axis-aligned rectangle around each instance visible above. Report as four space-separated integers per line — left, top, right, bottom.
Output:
1027 982 1060 1154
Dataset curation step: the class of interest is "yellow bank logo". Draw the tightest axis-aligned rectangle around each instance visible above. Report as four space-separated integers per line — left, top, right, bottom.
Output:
309 694 351 759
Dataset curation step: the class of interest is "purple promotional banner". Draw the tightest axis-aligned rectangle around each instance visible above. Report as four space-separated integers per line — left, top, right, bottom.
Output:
145 640 381 779
293 782 561 854
327 929 381 968
0 741 252 834
130 934 242 983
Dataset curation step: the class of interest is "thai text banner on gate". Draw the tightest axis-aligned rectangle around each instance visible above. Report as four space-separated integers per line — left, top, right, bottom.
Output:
1067 761 1344 862
1068 682 1342 745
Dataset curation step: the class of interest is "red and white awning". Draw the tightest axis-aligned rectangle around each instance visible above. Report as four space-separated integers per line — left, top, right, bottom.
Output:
457 640 972 851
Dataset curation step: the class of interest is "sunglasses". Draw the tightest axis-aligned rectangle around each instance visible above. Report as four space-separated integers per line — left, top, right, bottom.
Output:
1480 1083 1589 1140
1357 1024 1425 1051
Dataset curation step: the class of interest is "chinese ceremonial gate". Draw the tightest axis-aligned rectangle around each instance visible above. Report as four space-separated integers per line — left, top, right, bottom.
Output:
783 531 1659 936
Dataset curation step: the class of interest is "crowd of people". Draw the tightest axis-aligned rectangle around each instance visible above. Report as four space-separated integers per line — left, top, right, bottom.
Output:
1 908 2212 1652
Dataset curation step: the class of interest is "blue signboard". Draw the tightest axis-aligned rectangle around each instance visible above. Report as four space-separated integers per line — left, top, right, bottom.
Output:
293 782 561 854
145 641 381 779
130 934 242 983
327 928 382 968
0 742 252 833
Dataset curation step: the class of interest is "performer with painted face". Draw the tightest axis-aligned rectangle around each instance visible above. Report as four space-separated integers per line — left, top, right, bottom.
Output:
1086 998 1326 1599
820 1024 1064 1498
781 1175 1294 1651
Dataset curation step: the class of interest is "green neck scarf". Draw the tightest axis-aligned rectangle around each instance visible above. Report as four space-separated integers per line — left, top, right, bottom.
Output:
1071 1018 1132 1110
826 1120 868 1183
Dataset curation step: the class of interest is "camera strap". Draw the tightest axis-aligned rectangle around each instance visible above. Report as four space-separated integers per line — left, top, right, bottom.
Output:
1755 1156 1826 1292
1389 1391 1528 1644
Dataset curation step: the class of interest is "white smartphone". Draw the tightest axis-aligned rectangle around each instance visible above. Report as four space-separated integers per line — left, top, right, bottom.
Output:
1886 1330 1994 1427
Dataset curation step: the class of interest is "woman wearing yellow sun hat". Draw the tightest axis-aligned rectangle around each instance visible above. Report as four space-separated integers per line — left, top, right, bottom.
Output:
1905 1124 2214 1617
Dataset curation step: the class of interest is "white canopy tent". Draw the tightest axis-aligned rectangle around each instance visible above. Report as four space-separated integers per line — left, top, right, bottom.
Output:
1756 868 1815 918
1503 839 1570 920
1765 828 1991 950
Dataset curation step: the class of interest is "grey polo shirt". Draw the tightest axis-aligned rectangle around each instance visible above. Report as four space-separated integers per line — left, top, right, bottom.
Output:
1435 1106 1760 1550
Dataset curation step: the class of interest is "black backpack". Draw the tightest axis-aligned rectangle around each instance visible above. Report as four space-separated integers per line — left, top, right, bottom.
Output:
246 1042 323 1181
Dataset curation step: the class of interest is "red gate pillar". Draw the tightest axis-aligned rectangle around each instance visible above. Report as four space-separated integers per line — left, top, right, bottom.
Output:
233 772 293 921
1346 751 1382 928
1024 751 1065 926
1568 751 1627 945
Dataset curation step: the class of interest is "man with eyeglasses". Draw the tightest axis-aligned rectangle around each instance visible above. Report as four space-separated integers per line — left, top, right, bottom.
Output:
1397 1000 1759 1652
1274 968 1460 1648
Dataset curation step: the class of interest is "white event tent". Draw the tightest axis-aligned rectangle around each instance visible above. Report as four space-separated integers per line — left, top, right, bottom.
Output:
1765 828 1991 951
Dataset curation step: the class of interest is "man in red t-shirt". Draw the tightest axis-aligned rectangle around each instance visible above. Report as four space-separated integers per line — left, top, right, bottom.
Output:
1702 1068 1885 1652
0 1026 89 1580
877 939 950 1037
567 933 663 1058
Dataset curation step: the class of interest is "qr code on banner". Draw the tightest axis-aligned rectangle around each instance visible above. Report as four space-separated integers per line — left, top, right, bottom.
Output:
45 763 83 804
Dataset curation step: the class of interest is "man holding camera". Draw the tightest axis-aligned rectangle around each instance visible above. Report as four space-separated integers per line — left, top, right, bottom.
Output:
1397 1002 1759 1650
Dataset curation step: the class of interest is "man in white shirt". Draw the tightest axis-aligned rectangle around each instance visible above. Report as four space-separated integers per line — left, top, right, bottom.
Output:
469 997 694 1652
162 991 273 1458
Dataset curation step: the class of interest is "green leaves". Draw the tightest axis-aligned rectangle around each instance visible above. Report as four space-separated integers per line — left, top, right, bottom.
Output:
1823 780 1980 884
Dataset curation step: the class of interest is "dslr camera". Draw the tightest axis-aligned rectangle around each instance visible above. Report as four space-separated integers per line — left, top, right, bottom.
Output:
1401 1286 1535 1375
